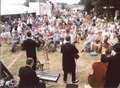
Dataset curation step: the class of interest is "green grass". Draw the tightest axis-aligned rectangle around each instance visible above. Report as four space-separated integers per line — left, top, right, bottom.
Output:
0 42 100 88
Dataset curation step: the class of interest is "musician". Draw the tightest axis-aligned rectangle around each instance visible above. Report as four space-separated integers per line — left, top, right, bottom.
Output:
22 31 40 70
18 58 46 88
101 42 120 88
0 61 13 80
61 36 79 83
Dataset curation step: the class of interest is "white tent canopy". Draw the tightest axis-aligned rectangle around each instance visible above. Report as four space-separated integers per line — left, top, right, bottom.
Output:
1 4 28 15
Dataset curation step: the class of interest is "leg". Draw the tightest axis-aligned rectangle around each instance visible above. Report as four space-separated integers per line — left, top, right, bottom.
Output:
33 58 37 71
64 71 68 82
71 66 79 83
72 70 76 82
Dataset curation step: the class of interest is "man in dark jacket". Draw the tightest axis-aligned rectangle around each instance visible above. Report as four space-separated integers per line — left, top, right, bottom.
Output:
19 58 46 88
101 43 120 88
22 31 40 70
61 36 79 83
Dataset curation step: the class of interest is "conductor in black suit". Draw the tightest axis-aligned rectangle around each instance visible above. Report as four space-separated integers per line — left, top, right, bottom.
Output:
101 42 120 88
61 36 79 83
18 58 46 88
22 31 40 70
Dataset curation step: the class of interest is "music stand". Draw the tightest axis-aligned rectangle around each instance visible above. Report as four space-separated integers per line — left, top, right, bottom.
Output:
36 70 60 82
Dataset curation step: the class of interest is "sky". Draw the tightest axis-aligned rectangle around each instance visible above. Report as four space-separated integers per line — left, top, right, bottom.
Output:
2 0 26 4
2 0 80 5
50 0 80 4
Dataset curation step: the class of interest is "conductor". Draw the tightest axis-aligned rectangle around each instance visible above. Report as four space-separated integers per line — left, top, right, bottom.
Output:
61 36 79 83
22 31 40 70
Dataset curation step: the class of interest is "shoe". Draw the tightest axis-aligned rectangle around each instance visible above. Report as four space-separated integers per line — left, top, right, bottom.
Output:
64 80 67 83
72 80 79 83
63 79 67 83
81 49 84 53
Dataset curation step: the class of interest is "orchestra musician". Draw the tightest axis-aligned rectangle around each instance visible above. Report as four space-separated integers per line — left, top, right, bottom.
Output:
22 31 40 70
61 36 79 83
88 37 112 88
101 42 120 88
18 58 46 88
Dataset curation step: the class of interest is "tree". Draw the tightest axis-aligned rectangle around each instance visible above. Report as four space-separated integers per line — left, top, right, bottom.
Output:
79 0 86 5
84 0 93 13
83 0 117 18
24 0 30 7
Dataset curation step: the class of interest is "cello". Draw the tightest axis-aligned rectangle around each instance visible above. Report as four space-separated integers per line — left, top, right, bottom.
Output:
88 62 107 88
88 46 111 88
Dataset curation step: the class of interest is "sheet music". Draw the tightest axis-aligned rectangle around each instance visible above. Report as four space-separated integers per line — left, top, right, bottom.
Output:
36 70 60 82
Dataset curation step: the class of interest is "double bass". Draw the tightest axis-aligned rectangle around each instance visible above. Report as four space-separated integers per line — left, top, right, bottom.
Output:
88 47 111 88
88 62 107 88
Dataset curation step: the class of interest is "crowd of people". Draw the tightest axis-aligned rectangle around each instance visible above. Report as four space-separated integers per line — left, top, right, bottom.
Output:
1 6 120 88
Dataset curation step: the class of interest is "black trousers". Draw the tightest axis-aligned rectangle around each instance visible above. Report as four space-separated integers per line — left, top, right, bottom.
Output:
104 79 120 88
33 58 37 71
64 70 76 82
27 56 37 71
27 24 32 29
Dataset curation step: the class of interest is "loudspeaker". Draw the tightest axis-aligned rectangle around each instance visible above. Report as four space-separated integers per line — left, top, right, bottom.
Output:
66 84 78 88
0 61 13 80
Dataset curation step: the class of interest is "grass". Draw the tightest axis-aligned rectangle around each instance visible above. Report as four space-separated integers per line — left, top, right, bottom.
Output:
0 41 100 88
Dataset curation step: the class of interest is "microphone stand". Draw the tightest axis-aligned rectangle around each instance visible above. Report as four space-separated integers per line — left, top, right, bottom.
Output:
43 39 50 71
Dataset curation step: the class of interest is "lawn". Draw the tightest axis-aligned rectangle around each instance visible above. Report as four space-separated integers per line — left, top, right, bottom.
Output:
0 41 100 88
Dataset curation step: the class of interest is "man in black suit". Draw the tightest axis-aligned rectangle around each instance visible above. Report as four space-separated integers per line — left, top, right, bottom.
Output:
101 43 120 88
18 58 46 88
22 31 40 70
61 36 79 83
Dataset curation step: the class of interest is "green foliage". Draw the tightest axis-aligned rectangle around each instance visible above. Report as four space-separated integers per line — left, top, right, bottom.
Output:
79 0 86 5
83 0 120 18
24 0 30 7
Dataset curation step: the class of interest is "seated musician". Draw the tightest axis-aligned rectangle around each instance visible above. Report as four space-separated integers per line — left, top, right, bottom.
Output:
18 58 46 88
92 31 102 53
101 42 120 88
92 39 102 53
101 37 111 54
0 61 13 80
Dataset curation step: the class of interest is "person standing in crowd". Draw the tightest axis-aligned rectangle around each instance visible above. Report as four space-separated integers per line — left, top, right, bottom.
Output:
18 58 46 88
22 31 40 70
2 21 11 44
27 16 33 29
74 18 82 31
53 30 61 49
101 41 120 88
61 36 79 83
